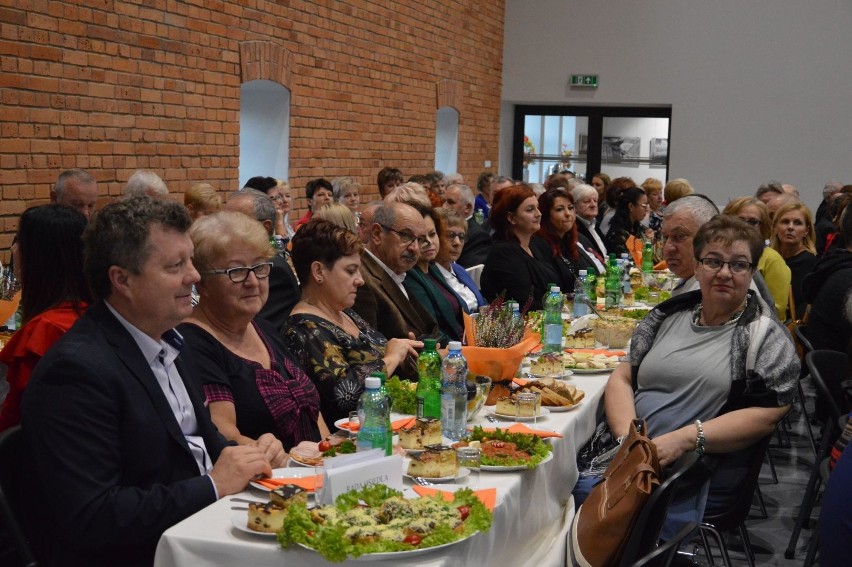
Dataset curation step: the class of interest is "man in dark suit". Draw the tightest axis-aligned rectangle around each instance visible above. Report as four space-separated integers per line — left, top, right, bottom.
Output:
226 189 300 330
21 197 281 566
445 183 492 268
353 202 437 361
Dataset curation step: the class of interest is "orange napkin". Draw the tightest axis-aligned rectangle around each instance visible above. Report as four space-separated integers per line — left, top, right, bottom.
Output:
337 416 416 433
513 377 529 386
411 485 497 512
253 475 319 491
480 423 563 439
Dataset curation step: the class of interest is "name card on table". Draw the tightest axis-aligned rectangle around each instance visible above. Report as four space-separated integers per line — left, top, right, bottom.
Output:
318 450 403 505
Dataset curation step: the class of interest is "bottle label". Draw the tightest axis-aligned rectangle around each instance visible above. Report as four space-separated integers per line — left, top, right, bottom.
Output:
416 397 424 419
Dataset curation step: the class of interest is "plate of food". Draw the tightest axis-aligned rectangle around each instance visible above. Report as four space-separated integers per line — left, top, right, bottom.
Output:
565 350 622 373
513 381 585 412
239 482 312 536
455 426 553 471
288 437 358 467
485 404 551 422
232 513 277 538
278 484 492 562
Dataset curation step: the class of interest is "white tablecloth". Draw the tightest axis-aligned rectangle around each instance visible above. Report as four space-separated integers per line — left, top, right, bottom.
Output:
154 374 609 567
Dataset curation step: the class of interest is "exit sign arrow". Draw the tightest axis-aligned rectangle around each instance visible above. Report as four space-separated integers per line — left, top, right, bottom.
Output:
570 74 598 88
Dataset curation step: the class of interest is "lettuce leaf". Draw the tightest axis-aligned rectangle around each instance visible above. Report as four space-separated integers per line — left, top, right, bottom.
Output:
385 375 417 415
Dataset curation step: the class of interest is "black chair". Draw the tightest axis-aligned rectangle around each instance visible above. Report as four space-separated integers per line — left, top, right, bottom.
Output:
0 426 37 567
795 325 815 355
627 522 698 567
785 350 850 559
617 451 704 567
793 325 818 454
699 433 774 567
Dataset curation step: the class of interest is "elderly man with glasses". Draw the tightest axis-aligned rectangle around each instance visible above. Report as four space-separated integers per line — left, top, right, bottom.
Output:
352 201 440 351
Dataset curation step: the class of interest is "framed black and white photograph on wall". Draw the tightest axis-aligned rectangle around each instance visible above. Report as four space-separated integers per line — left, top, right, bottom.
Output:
650 138 668 167
602 136 640 164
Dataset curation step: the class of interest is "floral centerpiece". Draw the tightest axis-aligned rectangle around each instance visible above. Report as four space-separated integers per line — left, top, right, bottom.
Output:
561 143 573 170
462 297 540 405
523 135 536 166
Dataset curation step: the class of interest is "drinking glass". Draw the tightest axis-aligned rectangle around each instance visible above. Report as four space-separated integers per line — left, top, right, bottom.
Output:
313 464 325 504
515 391 540 426
348 411 360 441
456 446 481 489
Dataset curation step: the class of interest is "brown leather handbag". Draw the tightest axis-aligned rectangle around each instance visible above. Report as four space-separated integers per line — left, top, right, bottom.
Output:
570 419 661 567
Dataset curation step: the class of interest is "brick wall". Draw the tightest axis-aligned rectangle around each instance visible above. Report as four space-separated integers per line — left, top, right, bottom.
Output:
0 0 505 251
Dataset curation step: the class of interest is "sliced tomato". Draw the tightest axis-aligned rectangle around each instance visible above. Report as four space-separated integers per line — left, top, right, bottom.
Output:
404 533 422 546
457 505 470 521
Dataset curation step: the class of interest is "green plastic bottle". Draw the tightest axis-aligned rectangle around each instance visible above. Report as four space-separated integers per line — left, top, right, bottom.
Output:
416 339 442 419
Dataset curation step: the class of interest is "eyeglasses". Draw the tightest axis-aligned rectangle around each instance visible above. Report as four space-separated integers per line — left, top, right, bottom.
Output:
201 262 274 283
269 194 284 202
379 224 429 246
445 231 467 242
741 218 761 227
697 257 754 274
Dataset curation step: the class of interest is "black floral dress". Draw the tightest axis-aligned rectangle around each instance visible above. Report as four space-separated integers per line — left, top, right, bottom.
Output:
283 309 388 426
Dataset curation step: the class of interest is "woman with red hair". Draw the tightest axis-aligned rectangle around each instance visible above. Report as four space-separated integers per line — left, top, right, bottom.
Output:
481 183 558 310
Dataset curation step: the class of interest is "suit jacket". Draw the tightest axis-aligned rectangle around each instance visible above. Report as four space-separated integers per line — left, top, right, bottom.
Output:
21 301 229 566
457 219 492 268
258 253 300 331
576 218 609 260
404 265 465 343
451 262 487 309
353 252 439 343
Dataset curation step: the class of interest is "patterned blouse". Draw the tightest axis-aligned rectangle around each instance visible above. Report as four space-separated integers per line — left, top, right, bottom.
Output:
283 309 388 426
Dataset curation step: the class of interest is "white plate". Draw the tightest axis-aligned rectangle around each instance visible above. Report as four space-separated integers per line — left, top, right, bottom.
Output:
568 367 614 374
481 450 554 472
544 400 583 412
287 453 319 467
249 467 318 492
231 514 277 538
333 412 415 431
527 370 574 380
485 406 551 421
298 531 478 561
403 466 471 483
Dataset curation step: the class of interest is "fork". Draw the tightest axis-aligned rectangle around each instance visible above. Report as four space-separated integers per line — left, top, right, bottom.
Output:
412 476 435 487
485 415 500 424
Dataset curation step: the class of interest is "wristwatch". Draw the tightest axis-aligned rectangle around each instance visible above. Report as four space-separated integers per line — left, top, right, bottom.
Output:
694 419 706 455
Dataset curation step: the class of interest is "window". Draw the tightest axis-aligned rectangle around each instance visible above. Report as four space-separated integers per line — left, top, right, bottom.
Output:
239 80 290 186
435 106 459 174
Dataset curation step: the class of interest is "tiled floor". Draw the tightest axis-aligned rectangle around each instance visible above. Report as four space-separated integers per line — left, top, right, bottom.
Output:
685 378 821 566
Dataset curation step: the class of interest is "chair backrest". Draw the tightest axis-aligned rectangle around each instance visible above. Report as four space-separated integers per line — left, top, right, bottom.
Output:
0 426 37 567
795 325 815 356
701 432 773 531
465 263 484 287
627 522 697 567
618 451 702 567
806 350 852 425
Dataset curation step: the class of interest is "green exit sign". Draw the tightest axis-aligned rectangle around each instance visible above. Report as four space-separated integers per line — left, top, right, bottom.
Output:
570 74 598 88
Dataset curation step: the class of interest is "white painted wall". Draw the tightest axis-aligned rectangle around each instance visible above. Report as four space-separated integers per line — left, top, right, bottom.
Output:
501 0 852 212
239 80 290 188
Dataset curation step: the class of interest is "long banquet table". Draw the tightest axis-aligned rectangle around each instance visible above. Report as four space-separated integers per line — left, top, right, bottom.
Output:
154 373 609 567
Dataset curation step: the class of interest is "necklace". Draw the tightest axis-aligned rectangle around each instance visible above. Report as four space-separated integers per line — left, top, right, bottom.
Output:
692 296 749 327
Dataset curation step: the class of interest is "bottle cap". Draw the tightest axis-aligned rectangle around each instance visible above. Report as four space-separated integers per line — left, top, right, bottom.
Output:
370 371 387 383
447 341 462 351
550 286 561 293
579 269 587 276
365 376 381 389
423 338 437 350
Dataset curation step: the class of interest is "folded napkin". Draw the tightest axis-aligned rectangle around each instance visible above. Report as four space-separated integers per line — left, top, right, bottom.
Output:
253 475 319 491
480 423 563 439
338 416 416 433
513 377 528 386
411 485 497 512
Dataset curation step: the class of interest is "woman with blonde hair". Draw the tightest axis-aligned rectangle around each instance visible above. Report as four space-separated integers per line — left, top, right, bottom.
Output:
332 176 361 216
722 197 791 320
314 202 358 233
663 178 695 204
184 183 222 219
179 210 323 456
771 201 818 319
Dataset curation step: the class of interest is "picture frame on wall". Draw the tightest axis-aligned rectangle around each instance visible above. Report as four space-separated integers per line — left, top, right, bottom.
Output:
602 136 640 165
650 138 668 167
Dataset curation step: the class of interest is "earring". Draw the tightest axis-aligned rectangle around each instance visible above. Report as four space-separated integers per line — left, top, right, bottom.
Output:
316 277 324 284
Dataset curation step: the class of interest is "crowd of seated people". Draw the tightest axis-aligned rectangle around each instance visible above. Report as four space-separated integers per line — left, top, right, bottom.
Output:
4 163 852 565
